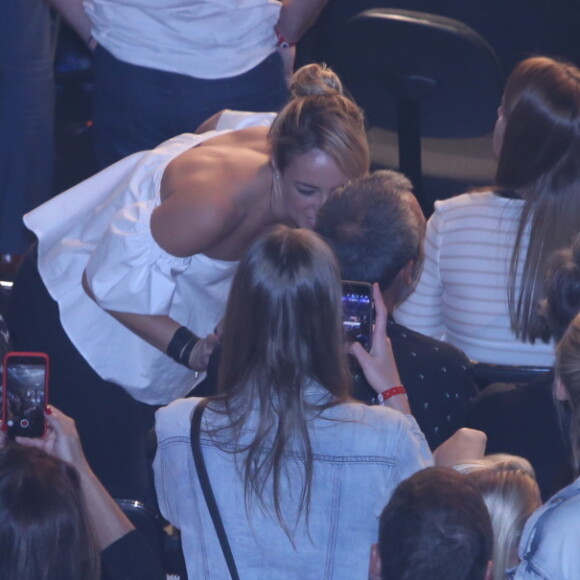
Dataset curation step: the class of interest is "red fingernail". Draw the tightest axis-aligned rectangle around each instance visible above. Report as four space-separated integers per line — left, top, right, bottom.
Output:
45 406 52 415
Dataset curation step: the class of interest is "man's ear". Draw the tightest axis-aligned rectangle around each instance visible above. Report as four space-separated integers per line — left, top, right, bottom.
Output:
369 543 382 580
399 260 416 286
554 376 569 401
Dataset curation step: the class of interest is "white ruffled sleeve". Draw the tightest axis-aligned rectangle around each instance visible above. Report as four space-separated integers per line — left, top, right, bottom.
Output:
84 198 191 316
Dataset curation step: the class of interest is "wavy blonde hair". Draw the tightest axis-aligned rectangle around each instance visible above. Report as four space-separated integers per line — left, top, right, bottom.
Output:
454 455 541 580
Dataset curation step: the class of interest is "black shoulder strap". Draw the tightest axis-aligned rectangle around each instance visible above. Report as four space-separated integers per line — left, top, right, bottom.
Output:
190 399 240 580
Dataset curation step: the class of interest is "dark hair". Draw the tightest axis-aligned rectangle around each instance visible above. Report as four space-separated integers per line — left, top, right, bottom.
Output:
213 226 352 534
379 467 493 580
269 64 370 181
556 313 580 472
544 233 580 341
315 170 425 295
0 445 100 580
496 57 580 342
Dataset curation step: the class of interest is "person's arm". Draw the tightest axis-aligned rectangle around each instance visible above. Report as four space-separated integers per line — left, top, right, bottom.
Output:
275 0 329 86
16 407 133 549
82 152 247 371
276 0 328 44
432 428 487 467
16 407 165 580
82 272 219 371
349 283 411 415
48 0 95 50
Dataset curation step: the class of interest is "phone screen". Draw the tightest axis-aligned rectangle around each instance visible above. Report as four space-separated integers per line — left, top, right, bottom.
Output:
342 281 374 351
2 353 48 438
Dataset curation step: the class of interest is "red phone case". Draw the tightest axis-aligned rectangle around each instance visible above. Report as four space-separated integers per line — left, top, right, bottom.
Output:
2 352 50 437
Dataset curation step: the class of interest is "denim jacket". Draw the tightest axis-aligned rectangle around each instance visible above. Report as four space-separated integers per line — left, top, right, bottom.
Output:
510 476 580 579
153 386 432 580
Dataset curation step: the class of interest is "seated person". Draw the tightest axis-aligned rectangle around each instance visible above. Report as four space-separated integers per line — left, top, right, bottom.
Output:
454 455 542 580
0 406 164 580
369 466 493 580
512 312 580 578
201 170 478 450
315 169 478 449
397 57 580 367
467 234 580 500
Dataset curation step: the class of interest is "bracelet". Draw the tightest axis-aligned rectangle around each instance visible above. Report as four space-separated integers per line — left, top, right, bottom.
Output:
167 326 200 367
274 25 296 48
376 386 407 405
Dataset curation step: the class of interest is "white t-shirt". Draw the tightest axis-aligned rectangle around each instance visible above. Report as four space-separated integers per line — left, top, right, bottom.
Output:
83 0 281 79
396 191 554 367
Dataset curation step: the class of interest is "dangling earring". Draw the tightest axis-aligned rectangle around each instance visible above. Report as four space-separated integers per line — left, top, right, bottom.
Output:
270 163 283 218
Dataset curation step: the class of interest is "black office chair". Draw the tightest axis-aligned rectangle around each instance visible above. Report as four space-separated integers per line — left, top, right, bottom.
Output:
335 9 504 214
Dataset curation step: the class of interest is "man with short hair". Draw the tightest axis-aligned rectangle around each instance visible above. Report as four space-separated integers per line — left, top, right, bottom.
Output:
369 467 493 580
316 170 478 449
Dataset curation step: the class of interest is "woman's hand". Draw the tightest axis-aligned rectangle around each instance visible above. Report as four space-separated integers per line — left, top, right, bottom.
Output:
15 406 91 475
188 333 221 371
433 428 487 467
348 284 410 414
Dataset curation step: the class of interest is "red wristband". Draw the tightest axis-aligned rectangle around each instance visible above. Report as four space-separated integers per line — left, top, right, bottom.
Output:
274 25 296 48
377 386 407 404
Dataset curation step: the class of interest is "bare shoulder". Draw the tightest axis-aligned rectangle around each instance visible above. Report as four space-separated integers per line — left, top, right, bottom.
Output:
152 129 271 257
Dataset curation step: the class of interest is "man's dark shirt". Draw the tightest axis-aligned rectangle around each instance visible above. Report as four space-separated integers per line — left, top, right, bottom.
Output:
353 316 478 450
199 316 478 451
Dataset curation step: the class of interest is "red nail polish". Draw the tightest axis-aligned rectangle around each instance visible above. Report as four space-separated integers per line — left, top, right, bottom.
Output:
45 406 52 415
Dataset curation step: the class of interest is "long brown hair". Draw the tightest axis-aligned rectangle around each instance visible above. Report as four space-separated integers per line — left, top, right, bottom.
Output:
211 226 352 533
0 445 100 580
496 57 580 342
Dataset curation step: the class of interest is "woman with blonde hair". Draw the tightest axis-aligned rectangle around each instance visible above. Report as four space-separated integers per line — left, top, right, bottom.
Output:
7 63 369 501
397 56 580 367
454 455 541 580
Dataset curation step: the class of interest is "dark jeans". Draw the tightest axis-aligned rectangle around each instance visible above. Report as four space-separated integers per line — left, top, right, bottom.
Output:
92 47 289 169
6 247 156 504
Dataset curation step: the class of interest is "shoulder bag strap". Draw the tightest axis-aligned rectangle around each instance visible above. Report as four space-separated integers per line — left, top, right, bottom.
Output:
190 398 241 580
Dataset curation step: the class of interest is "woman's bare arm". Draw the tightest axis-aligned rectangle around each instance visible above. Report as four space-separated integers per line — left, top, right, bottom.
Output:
82 273 219 371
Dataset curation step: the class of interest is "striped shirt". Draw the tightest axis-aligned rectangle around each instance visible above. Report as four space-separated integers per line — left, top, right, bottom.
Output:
396 191 554 366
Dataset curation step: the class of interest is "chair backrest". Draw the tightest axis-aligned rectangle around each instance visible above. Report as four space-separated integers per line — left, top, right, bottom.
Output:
115 498 164 553
335 9 504 209
471 362 552 391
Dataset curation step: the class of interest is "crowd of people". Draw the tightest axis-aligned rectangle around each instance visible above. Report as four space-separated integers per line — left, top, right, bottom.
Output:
1 14 580 578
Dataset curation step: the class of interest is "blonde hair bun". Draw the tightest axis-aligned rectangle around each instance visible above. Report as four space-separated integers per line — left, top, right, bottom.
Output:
290 63 344 98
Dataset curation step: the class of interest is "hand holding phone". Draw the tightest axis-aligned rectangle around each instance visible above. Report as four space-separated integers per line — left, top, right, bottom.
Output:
342 280 374 351
2 352 49 438
347 284 409 414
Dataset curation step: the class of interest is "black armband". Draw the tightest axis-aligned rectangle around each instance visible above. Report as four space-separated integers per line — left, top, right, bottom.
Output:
167 326 200 367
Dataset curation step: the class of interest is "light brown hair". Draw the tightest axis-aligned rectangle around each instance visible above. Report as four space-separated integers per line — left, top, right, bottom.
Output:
269 64 370 181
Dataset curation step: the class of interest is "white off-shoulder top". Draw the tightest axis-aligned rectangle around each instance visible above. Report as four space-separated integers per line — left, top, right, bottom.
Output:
25 112 275 404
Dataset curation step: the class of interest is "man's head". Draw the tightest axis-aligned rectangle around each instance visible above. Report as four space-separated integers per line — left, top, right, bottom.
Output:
315 170 425 308
371 467 493 580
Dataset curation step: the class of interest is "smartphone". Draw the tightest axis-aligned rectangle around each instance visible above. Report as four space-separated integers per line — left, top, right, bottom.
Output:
2 352 49 438
342 281 374 351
